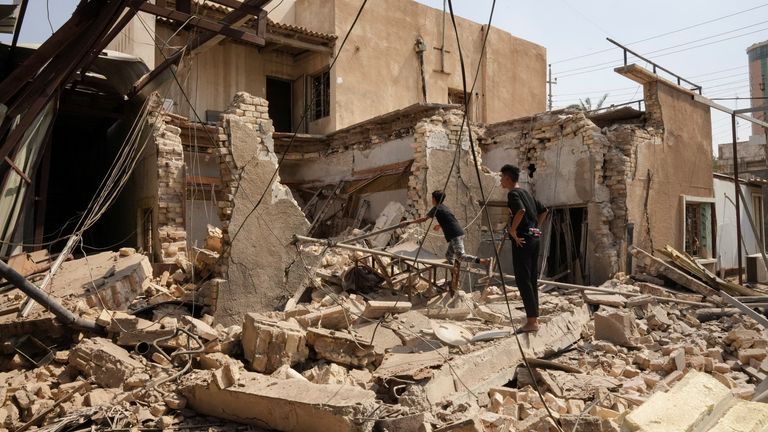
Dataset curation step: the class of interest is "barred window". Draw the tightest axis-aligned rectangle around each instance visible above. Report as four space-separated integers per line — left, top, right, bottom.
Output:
311 70 330 121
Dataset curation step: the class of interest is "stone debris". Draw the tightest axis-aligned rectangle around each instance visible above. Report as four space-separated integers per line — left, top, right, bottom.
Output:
6 262 767 432
241 313 309 373
3 94 768 432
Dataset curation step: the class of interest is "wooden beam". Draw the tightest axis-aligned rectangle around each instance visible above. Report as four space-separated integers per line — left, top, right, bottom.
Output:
629 246 722 301
3 157 30 184
0 0 129 163
130 0 268 96
135 2 265 46
192 0 270 52
265 33 333 54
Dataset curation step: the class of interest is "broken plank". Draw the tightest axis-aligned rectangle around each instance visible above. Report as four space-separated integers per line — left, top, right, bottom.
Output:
629 246 721 301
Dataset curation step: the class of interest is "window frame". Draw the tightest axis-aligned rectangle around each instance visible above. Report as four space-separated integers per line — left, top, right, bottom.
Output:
681 195 716 259
309 69 331 122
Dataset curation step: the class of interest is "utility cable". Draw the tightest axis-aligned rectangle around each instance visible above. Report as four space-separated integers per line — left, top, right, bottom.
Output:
556 25 768 79
552 3 768 64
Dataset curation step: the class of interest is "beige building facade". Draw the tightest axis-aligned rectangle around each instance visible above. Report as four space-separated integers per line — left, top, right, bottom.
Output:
109 0 546 134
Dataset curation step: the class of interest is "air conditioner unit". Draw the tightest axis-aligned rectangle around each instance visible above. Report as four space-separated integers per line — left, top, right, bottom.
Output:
746 254 768 283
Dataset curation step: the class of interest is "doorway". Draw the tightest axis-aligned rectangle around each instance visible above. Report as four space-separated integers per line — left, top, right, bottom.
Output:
543 206 588 285
266 77 292 133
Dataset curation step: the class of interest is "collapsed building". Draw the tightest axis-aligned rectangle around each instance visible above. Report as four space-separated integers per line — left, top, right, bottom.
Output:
1 0 768 431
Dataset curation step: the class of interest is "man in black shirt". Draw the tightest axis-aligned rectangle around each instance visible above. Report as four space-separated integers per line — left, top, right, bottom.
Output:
500 164 548 333
400 190 490 267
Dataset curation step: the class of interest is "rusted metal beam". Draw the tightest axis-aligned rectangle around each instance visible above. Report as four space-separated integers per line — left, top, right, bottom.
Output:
3 156 30 184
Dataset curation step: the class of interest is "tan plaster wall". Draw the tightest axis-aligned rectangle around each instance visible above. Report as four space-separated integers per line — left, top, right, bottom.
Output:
626 82 714 254
136 0 544 134
483 29 547 123
329 0 546 131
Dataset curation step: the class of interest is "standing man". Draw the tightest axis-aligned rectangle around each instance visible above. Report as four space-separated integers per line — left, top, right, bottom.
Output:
500 164 548 332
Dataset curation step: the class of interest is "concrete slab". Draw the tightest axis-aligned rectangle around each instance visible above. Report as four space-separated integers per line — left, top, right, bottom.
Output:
621 371 733 432
180 370 378 432
706 400 768 432
426 304 590 405
215 116 311 326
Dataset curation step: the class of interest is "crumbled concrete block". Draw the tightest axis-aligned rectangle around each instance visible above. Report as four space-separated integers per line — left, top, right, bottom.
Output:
148 403 167 418
306 328 380 368
295 305 355 330
362 300 412 319
646 306 673 329
213 359 241 390
621 371 732 432
594 309 638 347
164 394 187 410
13 389 33 409
125 373 151 388
180 369 378 432
85 388 116 407
670 348 685 372
181 315 219 341
199 352 233 370
738 348 767 364
707 400 768 432
69 338 146 388
584 293 627 307
241 314 309 373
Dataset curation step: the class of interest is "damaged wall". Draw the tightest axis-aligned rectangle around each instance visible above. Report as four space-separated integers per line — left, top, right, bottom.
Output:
625 80 714 259
408 109 504 259
150 108 189 264
480 111 624 283
213 92 311 326
479 74 716 284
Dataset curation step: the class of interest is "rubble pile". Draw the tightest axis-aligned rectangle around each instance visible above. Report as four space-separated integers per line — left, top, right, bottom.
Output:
2 238 768 431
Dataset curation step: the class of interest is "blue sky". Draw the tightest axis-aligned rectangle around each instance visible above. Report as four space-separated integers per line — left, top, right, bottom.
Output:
3 0 765 152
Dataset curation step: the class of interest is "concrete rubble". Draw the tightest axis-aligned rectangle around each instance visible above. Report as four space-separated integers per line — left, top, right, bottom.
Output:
4 242 768 432
2 97 768 432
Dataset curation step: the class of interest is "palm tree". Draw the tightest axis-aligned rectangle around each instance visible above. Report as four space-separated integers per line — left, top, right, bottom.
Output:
567 93 609 111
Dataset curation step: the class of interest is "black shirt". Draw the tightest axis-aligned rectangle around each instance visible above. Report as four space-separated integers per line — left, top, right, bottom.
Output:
507 189 546 236
427 204 465 241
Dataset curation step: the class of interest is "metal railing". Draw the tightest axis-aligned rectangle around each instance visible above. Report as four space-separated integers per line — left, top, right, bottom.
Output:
607 38 703 94
586 99 645 115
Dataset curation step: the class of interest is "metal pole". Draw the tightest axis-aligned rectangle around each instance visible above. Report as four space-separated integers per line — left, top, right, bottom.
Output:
0 259 101 332
732 113 743 284
293 234 456 270
547 64 553 111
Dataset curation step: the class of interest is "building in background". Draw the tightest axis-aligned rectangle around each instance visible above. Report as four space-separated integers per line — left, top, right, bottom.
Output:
748 40 768 137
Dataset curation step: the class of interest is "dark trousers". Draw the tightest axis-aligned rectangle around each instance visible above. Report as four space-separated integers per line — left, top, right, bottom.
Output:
511 235 540 318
